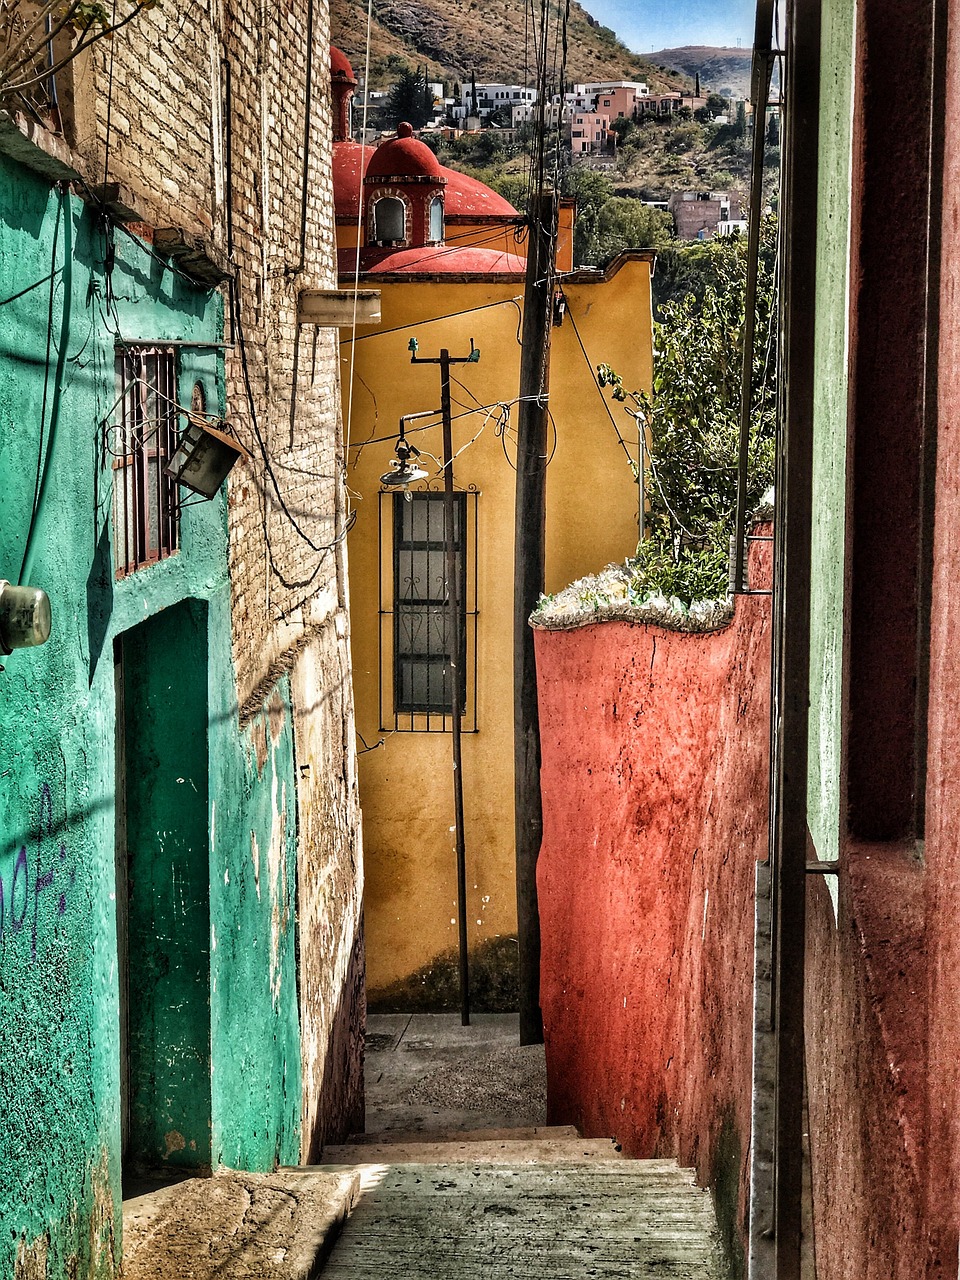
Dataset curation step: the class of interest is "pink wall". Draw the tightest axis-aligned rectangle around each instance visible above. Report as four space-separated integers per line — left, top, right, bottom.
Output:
535 532 771 1262
925 1 960 1268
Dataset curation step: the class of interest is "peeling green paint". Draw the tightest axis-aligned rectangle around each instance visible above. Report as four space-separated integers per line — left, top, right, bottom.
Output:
0 154 301 1274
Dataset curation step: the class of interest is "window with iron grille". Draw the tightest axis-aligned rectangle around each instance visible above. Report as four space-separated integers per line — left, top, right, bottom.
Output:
380 490 478 732
113 346 180 577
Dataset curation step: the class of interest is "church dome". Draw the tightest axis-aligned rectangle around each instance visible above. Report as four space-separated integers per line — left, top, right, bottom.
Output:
365 124 445 183
330 46 357 84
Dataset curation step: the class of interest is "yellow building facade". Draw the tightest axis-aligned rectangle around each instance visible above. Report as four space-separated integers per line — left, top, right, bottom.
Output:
343 258 653 1002
330 49 654 1005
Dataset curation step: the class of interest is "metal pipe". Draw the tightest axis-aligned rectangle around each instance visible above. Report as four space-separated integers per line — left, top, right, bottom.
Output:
291 0 315 276
440 349 471 1026
733 10 776 594
411 344 480 1024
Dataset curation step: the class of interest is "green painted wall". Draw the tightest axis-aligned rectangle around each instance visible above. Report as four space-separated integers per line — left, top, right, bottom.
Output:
807 0 857 884
0 152 301 1278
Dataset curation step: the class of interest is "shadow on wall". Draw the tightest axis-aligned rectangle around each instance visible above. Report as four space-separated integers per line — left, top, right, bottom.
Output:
367 935 520 1014
305 925 367 1162
534 527 773 1279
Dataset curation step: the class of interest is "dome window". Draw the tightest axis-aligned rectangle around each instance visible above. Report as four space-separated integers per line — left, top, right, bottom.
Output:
429 196 444 244
373 196 406 245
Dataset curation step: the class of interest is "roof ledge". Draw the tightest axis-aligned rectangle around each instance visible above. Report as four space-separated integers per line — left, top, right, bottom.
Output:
298 288 382 326
154 227 231 288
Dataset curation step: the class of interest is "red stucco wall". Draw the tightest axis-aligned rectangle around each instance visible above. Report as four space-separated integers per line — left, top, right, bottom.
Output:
534 532 771 1261
925 0 960 1267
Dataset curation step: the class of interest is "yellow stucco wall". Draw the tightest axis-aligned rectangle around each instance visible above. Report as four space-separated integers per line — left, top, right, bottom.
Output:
342 254 653 996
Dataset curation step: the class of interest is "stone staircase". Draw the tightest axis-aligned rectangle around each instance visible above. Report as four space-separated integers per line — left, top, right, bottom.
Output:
314 1126 726 1279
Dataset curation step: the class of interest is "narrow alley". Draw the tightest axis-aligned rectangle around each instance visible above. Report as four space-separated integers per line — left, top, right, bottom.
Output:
122 1016 726 1278
321 1016 724 1278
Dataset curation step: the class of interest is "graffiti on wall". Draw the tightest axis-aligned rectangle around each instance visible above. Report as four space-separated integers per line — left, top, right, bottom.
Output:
1 784 76 961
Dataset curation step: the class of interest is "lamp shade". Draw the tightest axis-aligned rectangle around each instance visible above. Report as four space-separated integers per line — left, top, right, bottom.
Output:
166 415 249 499
0 581 51 655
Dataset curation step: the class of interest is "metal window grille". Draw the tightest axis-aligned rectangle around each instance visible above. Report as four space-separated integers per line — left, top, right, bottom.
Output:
113 346 180 577
379 488 479 733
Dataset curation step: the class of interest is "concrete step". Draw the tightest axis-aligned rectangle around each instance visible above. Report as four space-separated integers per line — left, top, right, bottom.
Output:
344 1124 580 1146
317 1159 725 1279
122 1167 360 1280
317 1135 625 1164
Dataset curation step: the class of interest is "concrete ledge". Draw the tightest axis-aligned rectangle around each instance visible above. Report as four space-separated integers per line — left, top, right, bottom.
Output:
122 1167 361 1280
0 107 80 182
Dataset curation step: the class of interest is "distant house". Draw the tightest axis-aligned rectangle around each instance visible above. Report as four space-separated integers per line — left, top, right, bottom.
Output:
595 85 644 120
669 191 745 240
568 111 613 155
454 82 536 123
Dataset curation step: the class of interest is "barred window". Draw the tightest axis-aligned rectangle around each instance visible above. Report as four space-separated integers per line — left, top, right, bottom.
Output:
113 346 179 577
380 490 478 732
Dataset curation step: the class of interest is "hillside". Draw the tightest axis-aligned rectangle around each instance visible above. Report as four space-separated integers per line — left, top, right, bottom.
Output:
647 46 753 101
329 0 690 91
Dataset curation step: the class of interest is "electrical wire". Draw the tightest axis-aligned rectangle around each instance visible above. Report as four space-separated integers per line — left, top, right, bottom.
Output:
101 0 118 190
343 0 377 457
340 295 523 345
18 196 62 584
564 292 641 476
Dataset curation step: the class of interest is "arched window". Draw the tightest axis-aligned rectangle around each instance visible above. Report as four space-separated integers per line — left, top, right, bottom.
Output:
429 196 444 243
373 196 406 243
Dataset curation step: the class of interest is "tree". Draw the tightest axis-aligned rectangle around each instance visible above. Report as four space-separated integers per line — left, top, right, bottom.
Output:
0 0 156 103
561 166 613 264
384 64 433 130
598 218 779 601
609 115 637 144
706 93 730 117
563 168 673 267
593 197 672 260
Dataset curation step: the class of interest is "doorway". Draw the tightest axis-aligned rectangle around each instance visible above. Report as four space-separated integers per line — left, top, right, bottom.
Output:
115 599 212 1172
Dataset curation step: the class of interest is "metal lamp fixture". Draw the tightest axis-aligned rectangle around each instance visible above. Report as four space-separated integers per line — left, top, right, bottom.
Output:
379 414 432 488
0 580 51 656
165 412 249 499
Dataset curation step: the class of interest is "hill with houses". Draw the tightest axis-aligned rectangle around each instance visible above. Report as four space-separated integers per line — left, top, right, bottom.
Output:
329 0 690 91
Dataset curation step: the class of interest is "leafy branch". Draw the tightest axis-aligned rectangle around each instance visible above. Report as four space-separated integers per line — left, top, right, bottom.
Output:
0 0 158 101
598 217 778 602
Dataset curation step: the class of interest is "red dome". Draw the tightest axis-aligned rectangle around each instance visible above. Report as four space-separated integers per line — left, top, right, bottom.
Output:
339 243 527 277
330 46 357 84
442 168 519 218
365 124 444 182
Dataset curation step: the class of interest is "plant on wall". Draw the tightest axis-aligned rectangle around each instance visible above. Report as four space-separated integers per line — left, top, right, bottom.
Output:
598 216 778 604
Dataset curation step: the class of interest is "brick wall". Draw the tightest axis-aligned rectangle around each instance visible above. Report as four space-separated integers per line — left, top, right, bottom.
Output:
54 0 364 1155
62 0 346 704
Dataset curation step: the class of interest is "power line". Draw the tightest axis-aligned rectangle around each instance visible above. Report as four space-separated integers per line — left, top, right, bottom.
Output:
339 295 523 345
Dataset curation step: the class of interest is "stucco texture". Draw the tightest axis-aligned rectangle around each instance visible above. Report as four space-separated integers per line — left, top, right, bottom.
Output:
344 259 652 1001
534 532 772 1271
0 165 302 1275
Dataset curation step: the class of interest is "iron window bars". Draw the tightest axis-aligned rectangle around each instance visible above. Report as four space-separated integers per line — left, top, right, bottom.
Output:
379 488 479 733
113 345 180 577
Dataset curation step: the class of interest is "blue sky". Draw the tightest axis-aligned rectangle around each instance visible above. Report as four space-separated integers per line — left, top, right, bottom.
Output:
584 0 756 53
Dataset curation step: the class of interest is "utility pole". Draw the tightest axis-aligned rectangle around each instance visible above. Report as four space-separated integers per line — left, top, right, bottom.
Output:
410 339 480 1027
514 188 559 1046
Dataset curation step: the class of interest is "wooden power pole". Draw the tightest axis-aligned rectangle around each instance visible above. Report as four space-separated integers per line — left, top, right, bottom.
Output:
514 189 559 1046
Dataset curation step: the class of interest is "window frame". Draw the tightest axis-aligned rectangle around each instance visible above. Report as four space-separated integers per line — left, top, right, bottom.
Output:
379 488 479 733
112 344 180 578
